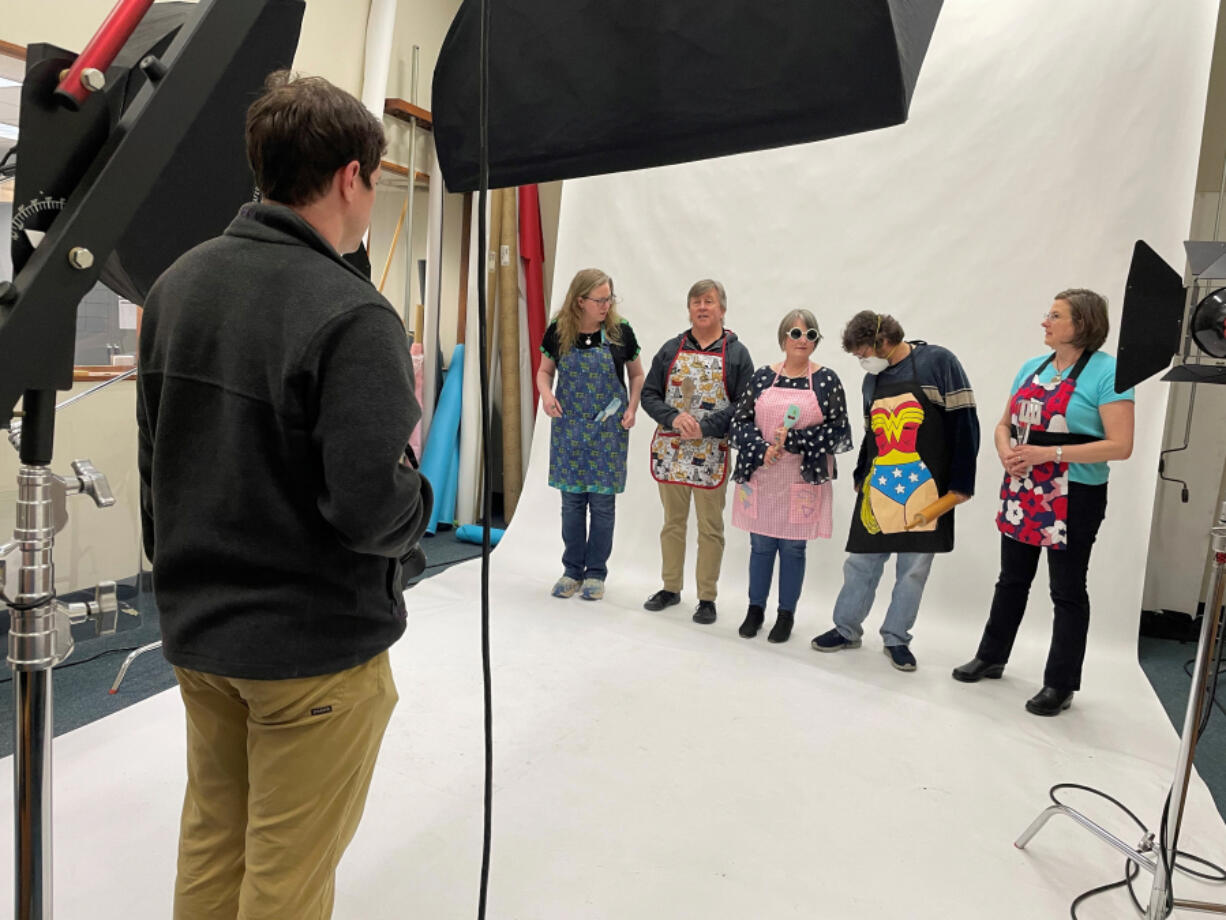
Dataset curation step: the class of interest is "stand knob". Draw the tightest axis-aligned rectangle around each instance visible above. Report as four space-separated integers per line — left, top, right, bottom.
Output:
70 459 115 507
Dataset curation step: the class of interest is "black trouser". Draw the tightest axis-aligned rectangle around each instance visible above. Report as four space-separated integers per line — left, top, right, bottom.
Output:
975 482 1108 692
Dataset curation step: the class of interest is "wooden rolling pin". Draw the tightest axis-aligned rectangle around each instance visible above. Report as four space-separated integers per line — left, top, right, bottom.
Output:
904 492 961 530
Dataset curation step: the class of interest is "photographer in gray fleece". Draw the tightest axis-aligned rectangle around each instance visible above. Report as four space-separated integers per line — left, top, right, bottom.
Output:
137 72 430 919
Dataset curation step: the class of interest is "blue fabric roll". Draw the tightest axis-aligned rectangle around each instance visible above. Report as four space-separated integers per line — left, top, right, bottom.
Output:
421 344 465 534
455 524 504 546
453 525 505 547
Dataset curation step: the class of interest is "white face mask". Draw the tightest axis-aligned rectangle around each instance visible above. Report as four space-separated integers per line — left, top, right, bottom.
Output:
859 356 890 374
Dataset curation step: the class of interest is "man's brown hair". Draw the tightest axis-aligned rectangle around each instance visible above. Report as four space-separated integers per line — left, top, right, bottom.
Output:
245 71 386 207
841 310 905 354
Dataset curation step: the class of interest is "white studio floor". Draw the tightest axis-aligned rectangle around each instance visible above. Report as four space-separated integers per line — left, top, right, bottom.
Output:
4 556 1226 920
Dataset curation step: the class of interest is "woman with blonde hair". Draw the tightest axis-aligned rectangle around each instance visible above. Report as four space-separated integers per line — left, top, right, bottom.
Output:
537 269 645 600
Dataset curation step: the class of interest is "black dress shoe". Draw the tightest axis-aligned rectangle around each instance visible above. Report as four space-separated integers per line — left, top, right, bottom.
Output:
951 658 1005 683
1025 687 1074 716
767 609 794 644
643 589 681 612
739 605 765 638
693 600 717 624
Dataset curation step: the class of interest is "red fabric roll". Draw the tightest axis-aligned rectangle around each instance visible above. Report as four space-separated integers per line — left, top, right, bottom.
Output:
518 184 547 411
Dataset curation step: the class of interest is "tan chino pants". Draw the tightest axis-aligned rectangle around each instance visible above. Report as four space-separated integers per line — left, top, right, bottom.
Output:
173 651 397 920
658 479 728 601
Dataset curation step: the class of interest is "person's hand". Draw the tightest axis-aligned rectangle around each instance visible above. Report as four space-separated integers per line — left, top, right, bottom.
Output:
764 443 783 466
1006 444 1055 477
620 407 636 429
773 426 787 446
997 445 1014 474
542 394 563 418
673 412 702 439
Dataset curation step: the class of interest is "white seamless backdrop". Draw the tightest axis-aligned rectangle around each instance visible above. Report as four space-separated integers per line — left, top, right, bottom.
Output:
506 0 1218 659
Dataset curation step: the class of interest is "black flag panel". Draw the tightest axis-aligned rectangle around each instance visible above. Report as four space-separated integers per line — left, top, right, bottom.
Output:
433 0 943 192
10 1 302 304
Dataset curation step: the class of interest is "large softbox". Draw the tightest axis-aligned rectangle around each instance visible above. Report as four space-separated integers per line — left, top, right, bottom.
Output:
432 0 943 191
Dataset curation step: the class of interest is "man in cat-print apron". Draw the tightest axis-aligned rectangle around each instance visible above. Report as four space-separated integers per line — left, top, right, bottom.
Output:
641 280 755 624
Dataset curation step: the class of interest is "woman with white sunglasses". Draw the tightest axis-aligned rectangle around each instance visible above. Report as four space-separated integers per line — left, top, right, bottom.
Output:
729 310 853 642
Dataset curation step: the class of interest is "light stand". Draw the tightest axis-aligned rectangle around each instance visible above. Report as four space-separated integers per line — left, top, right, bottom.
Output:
8 391 120 918
1015 496 1226 917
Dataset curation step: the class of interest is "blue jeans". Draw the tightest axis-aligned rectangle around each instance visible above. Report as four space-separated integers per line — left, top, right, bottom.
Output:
561 491 616 581
831 552 934 647
748 533 807 611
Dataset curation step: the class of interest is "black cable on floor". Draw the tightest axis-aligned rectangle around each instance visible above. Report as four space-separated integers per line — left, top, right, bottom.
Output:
0 645 141 685
1063 612 1226 917
475 0 493 915
1049 783 1226 919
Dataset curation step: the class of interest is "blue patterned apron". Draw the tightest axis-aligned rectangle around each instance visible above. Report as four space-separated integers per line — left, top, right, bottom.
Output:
548 331 629 494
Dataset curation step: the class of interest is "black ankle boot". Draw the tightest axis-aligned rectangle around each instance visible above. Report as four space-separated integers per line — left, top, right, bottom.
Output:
1025 687 1074 716
767 609 794 643
951 658 1005 683
739 605 765 638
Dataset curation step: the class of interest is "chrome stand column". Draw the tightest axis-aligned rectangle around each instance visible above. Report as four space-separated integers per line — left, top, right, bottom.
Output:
1147 503 1226 919
14 671 52 920
9 389 64 920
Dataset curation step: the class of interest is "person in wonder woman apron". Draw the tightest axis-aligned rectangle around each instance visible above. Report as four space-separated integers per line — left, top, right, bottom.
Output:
537 269 645 601
953 289 1134 716
811 311 980 671
640 280 755 624
729 310 853 643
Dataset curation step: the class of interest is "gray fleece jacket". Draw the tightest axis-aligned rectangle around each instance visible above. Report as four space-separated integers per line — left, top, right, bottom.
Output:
138 203 431 679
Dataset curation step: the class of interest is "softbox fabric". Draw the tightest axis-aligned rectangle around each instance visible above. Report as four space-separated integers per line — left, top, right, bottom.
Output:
432 0 943 191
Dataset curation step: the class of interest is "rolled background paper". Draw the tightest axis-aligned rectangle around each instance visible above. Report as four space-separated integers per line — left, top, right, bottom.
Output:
455 524 505 546
421 343 465 534
499 189 523 521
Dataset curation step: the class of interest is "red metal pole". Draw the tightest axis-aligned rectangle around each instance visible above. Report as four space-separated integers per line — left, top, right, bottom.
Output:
54 0 155 109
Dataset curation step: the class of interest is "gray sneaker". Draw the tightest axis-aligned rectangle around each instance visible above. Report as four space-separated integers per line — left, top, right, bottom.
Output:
551 576 580 599
883 645 917 672
811 628 862 652
579 578 605 601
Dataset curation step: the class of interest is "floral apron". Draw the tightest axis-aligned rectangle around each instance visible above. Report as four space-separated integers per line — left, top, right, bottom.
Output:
996 352 1094 548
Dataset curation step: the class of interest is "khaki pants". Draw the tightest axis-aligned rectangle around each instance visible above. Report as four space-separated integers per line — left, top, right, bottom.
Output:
173 651 398 920
658 479 728 601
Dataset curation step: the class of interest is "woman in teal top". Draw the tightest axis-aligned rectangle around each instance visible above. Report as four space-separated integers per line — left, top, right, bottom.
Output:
952 289 1134 716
